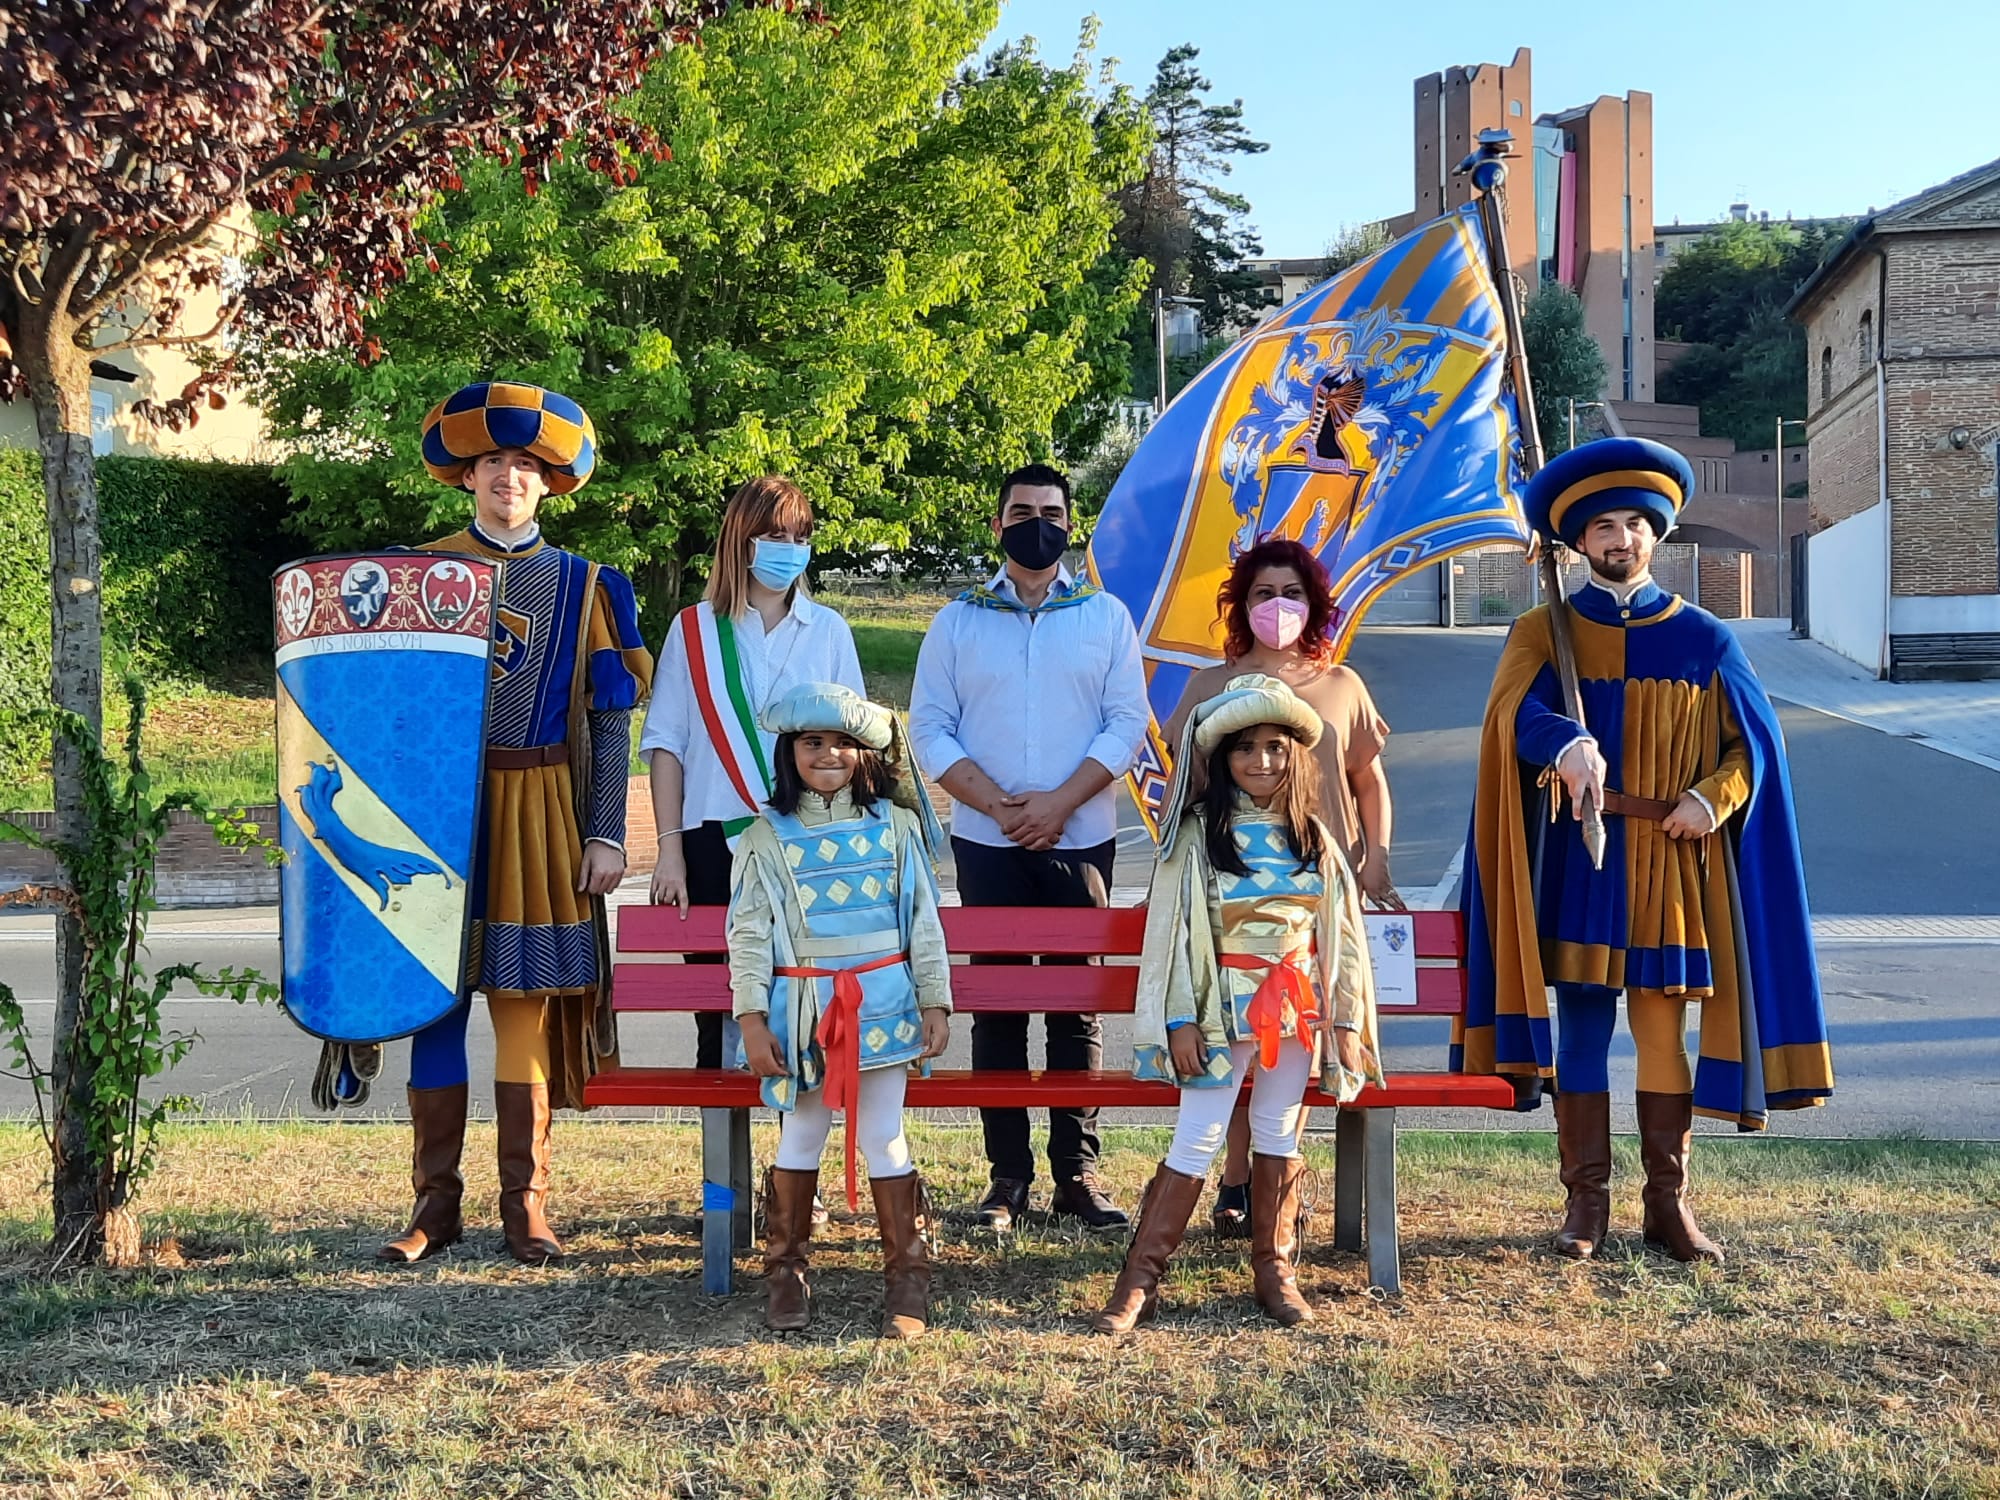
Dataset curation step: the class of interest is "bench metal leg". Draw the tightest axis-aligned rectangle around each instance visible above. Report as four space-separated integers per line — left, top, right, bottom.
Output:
700 1106 750 1295
1333 1107 1366 1252
1362 1107 1401 1296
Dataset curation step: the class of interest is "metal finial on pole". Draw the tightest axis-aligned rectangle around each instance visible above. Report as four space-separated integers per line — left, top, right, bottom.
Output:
1458 129 1606 869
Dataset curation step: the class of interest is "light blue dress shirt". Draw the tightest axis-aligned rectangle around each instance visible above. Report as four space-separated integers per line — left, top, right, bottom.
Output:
909 566 1151 850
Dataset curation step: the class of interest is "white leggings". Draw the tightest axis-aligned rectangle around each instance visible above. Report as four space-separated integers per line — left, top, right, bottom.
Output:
773 1064 915 1180
1164 1038 1313 1176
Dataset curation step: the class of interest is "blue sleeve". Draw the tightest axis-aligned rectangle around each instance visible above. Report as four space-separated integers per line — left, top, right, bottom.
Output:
586 709 632 846
587 567 652 713
1514 661 1587 767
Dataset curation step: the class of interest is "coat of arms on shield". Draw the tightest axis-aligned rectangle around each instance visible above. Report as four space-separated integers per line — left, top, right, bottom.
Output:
273 552 497 1044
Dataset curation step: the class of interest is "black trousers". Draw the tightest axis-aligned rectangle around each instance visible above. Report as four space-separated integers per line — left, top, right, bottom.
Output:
953 835 1115 1184
682 819 734 1069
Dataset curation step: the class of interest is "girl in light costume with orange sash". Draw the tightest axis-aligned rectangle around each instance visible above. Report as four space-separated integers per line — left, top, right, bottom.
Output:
726 682 952 1338
1094 674 1383 1333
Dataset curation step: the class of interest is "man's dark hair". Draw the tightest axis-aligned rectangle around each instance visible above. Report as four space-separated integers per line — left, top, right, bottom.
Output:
769 733 898 816
996 462 1072 520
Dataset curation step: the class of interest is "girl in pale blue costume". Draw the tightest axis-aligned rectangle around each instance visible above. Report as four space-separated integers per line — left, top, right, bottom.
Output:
1095 674 1384 1333
727 682 952 1338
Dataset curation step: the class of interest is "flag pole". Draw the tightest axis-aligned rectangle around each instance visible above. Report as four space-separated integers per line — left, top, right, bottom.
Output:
1459 130 1606 869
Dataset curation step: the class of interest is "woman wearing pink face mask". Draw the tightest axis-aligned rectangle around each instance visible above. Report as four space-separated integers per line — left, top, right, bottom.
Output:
1161 536 1399 1235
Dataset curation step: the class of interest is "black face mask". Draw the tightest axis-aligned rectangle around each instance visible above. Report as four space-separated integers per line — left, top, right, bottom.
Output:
999 517 1069 571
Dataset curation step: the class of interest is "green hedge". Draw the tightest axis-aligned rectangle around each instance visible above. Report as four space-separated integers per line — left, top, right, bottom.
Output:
0 448 299 784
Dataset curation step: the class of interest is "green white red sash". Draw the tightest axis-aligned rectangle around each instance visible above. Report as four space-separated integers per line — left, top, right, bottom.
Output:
680 602 775 841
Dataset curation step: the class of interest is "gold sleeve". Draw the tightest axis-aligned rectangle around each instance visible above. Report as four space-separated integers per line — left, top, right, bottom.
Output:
1691 688 1754 827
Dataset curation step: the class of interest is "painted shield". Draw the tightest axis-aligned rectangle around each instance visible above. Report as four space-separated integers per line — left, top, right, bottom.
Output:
273 551 496 1043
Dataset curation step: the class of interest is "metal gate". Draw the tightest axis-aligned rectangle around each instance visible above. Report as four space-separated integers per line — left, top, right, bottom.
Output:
1365 562 1444 625
1450 544 1700 626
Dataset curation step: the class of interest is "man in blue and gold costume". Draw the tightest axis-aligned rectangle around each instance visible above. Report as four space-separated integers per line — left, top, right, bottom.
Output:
1456 437 1833 1265
376 381 652 1265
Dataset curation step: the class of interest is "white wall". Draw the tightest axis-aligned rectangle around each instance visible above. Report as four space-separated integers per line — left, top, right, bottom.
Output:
1890 594 2000 634
1807 502 1888 675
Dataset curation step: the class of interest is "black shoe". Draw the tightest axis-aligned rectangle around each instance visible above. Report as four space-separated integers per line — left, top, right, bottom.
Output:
1050 1174 1130 1232
1211 1180 1251 1239
975 1178 1032 1231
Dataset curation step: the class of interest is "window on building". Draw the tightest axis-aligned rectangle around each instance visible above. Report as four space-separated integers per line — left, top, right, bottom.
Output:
1858 309 1874 366
1820 347 1833 402
89 389 115 458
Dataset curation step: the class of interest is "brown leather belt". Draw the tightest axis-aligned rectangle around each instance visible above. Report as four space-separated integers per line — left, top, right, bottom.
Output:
1600 789 1677 822
486 743 569 769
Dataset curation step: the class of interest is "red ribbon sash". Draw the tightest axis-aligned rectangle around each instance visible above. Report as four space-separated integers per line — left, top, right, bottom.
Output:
775 951 910 1211
1219 950 1320 1072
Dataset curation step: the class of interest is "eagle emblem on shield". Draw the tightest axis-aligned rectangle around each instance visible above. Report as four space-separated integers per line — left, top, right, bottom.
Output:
273 551 497 1044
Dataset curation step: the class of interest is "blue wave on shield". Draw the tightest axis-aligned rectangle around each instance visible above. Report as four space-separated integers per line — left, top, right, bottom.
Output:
278 650 485 866
279 804 463 1043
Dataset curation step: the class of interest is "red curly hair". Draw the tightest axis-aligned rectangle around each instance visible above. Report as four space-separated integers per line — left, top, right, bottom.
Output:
1217 537 1338 662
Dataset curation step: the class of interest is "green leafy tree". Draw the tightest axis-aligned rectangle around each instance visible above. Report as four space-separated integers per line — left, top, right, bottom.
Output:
255 1 1148 610
1656 218 1849 449
1322 220 1394 280
1111 44 1269 404
1523 284 1608 455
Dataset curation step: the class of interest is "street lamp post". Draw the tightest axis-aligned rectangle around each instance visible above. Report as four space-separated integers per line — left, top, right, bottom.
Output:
1153 290 1204 416
1775 416 1808 617
1566 397 1607 451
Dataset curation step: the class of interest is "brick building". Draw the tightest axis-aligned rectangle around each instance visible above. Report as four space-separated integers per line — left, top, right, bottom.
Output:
1789 157 2000 679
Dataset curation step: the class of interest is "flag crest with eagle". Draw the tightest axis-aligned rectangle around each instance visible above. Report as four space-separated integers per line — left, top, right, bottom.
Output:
1086 204 1533 838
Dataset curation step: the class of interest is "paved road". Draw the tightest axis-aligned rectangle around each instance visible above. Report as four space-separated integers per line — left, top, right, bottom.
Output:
3 626 1996 1136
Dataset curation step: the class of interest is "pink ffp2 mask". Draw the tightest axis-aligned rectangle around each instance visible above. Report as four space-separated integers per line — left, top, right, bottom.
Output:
1248 596 1308 651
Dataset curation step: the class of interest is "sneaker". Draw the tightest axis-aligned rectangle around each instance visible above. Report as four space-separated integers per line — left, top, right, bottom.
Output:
1050 1174 1130 1232
1211 1180 1251 1239
974 1177 1031 1231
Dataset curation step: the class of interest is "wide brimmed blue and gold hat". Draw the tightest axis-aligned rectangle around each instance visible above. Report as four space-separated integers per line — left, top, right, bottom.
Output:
420 381 597 495
1525 436 1694 547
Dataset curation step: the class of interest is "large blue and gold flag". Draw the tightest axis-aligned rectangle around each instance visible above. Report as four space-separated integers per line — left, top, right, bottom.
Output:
1087 205 1531 837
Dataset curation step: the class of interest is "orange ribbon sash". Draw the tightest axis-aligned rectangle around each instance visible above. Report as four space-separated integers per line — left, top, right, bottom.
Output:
1219 949 1320 1072
775 951 910 1211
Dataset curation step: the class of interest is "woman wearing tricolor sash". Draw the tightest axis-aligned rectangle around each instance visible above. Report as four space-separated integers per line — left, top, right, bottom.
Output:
639 475 865 1077
725 683 952 1338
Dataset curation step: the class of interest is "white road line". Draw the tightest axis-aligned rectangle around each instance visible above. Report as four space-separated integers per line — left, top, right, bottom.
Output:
1415 845 1466 911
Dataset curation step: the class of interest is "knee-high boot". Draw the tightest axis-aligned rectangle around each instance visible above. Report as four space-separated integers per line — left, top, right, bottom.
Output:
1637 1091 1724 1264
378 1083 468 1263
495 1080 563 1264
1250 1152 1315 1326
872 1171 932 1340
1553 1091 1613 1259
764 1166 820 1332
1091 1163 1205 1334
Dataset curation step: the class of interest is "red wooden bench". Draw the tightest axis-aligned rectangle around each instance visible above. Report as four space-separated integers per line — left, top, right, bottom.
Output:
584 904 1515 1295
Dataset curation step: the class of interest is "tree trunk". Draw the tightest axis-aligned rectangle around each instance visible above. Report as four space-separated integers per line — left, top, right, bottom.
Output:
19 290 108 1265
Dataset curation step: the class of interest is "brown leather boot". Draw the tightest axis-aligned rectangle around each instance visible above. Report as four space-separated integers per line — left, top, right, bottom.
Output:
764 1166 819 1332
872 1171 932 1340
1090 1163 1204 1334
378 1083 468 1263
495 1080 563 1264
1552 1091 1613 1259
1250 1152 1315 1326
1637 1091 1724 1265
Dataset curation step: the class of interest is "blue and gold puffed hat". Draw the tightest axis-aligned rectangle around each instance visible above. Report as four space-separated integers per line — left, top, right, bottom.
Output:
1525 436 1695 547
420 381 597 495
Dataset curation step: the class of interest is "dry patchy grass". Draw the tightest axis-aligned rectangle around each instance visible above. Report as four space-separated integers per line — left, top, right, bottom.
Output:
0 1123 1995 1499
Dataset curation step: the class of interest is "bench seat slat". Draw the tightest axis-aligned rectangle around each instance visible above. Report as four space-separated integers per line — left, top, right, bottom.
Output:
582 1066 1517 1112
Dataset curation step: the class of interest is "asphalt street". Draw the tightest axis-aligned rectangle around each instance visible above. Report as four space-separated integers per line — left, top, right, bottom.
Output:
2 625 1996 1137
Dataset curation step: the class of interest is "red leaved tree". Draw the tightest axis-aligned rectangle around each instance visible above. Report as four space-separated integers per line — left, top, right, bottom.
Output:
0 0 818 1261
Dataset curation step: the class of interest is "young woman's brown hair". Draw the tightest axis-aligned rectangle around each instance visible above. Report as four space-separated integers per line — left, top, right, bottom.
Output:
703 474 815 620
1196 726 1329 878
768 735 898 817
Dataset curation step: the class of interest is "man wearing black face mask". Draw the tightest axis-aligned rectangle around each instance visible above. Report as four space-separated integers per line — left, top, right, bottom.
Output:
910 463 1152 1231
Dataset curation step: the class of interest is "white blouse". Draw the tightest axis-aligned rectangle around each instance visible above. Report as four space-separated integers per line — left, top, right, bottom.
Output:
639 591 866 831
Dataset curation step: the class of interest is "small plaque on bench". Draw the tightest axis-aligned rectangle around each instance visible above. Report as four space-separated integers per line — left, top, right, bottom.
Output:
1364 913 1420 1008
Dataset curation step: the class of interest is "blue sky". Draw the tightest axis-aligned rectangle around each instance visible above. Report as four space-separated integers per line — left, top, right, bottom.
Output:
985 0 2000 259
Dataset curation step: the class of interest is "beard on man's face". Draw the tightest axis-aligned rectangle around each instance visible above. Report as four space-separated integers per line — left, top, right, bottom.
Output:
1591 550 1638 582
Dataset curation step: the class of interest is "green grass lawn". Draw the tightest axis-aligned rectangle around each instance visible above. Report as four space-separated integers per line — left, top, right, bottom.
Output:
1 1122 1995 1498
0 593 947 813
